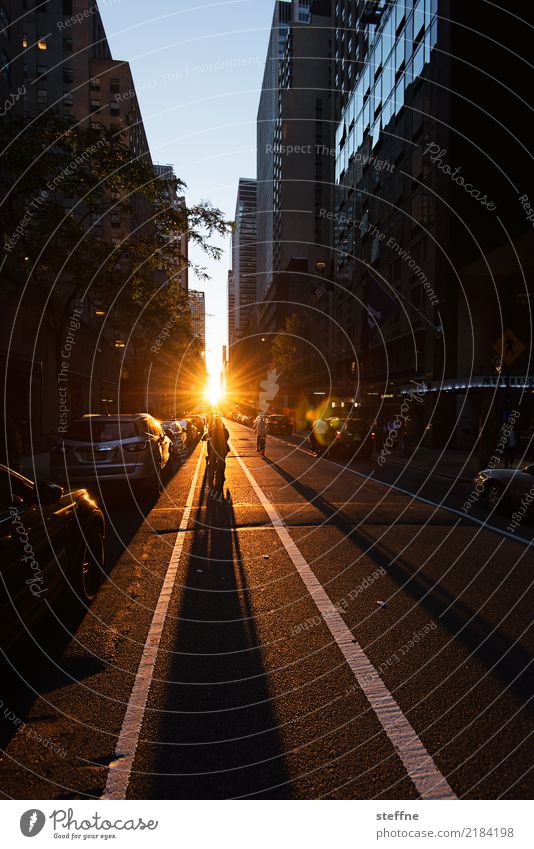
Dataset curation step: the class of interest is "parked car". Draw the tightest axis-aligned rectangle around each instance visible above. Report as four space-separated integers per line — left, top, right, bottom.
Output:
190 415 206 436
308 416 375 459
50 414 171 497
474 464 534 515
162 420 188 468
266 414 292 436
0 463 105 650
178 418 198 448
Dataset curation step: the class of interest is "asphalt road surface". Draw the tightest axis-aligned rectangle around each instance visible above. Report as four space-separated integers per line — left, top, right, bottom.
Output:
0 419 532 799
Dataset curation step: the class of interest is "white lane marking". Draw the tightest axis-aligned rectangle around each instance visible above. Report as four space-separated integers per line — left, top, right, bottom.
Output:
267 434 534 549
102 447 205 800
233 446 457 801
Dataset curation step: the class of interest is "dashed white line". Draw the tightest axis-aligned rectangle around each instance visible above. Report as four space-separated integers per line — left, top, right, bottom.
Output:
232 445 457 801
101 447 205 800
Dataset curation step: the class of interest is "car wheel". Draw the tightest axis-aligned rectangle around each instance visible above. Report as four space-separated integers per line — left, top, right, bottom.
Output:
486 481 505 513
75 523 104 604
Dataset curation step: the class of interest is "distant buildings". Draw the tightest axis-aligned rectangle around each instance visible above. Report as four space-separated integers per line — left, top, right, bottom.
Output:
154 164 189 293
188 290 206 351
227 270 236 347
232 178 257 342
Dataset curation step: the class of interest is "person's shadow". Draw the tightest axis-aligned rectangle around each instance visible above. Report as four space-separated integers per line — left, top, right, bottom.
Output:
148 475 291 798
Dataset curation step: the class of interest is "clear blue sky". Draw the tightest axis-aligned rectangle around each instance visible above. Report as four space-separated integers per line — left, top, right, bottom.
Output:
99 0 274 378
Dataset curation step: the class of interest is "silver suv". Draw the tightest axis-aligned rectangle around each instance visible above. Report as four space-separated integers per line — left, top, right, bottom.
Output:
50 414 171 496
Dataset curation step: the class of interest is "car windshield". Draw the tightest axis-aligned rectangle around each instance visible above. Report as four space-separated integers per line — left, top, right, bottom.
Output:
66 420 140 443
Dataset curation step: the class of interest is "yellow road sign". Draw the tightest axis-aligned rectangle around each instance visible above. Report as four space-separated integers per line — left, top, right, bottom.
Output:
493 329 526 367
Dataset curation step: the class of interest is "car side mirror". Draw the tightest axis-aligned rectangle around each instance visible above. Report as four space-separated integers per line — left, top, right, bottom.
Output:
36 480 63 506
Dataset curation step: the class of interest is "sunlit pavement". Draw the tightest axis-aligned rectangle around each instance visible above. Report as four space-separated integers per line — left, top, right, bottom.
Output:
0 419 532 800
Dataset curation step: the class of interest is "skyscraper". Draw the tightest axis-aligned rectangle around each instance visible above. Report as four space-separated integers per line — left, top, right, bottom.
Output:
188 290 206 351
232 178 257 342
255 0 335 402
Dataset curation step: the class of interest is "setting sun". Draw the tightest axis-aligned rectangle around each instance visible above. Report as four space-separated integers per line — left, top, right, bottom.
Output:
205 376 224 407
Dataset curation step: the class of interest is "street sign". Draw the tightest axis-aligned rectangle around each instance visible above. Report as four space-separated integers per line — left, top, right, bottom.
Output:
493 329 526 367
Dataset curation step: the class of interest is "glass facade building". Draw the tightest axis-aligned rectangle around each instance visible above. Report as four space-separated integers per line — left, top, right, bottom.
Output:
335 0 438 184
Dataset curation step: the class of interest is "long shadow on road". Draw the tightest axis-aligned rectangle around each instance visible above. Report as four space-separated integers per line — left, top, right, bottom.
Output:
262 457 534 707
149 473 291 799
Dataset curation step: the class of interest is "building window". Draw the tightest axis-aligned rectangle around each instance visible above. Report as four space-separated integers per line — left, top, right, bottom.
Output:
91 76 100 91
110 101 120 115
110 77 120 93
36 88 47 105
111 214 121 228
22 33 28 48
37 38 48 50
63 91 73 106
90 99 100 112
63 67 73 83
63 37 73 52
36 64 47 79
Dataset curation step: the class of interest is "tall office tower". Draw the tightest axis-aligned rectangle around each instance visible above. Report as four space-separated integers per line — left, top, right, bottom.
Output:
256 1 334 346
154 165 189 293
333 0 533 449
227 270 236 347
232 178 257 341
188 290 206 351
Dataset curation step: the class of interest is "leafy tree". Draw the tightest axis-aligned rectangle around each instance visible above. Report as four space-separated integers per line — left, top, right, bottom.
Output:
0 113 231 369
271 313 304 375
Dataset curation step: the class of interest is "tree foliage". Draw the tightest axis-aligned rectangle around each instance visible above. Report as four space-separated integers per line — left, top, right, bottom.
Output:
0 113 232 357
271 313 304 375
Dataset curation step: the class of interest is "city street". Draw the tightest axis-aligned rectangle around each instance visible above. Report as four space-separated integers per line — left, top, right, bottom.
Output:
0 419 531 800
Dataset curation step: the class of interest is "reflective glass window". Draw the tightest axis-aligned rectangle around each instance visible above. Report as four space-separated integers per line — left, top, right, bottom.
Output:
413 42 424 78
414 0 425 39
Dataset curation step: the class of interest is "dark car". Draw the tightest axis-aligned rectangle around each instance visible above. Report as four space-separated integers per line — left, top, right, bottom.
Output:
50 414 171 498
0 464 105 651
308 416 374 459
162 420 188 469
266 414 292 436
473 464 534 515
